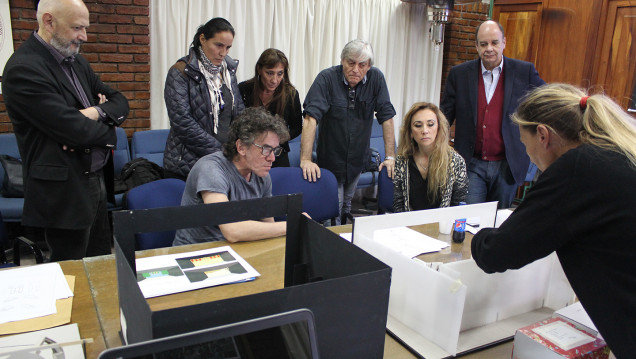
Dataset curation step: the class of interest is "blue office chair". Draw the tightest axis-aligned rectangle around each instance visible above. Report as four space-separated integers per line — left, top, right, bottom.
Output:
0 210 44 266
269 167 339 225
288 140 301 167
376 167 394 214
111 127 131 210
0 133 24 223
356 121 385 193
113 127 131 175
0 211 14 268
131 129 170 167
125 178 186 250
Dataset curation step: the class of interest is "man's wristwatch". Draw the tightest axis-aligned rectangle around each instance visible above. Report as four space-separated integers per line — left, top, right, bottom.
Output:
385 156 395 161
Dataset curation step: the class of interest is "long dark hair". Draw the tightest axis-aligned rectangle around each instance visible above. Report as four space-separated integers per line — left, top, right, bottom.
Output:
191 18 235 59
243 48 298 117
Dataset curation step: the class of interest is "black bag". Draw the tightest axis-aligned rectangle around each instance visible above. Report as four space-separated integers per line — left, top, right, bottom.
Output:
114 157 164 195
0 154 24 198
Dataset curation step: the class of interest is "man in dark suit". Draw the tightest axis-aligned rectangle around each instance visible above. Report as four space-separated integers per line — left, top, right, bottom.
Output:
441 20 545 209
2 0 129 261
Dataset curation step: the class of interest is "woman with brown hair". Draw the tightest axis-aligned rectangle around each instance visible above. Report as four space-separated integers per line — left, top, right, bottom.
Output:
239 48 302 167
393 102 468 211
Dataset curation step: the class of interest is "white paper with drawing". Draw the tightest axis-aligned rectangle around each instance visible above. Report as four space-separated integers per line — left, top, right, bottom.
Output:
135 246 260 298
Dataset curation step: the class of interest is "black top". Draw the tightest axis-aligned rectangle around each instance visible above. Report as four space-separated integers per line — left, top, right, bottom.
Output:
407 157 440 210
2 33 129 228
238 81 302 167
303 65 395 183
213 84 234 145
471 144 636 358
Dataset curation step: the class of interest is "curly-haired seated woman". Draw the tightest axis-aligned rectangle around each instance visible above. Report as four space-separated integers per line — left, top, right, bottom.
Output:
393 102 468 212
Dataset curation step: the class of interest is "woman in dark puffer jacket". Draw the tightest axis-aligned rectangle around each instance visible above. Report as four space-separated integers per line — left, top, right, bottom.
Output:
163 17 245 180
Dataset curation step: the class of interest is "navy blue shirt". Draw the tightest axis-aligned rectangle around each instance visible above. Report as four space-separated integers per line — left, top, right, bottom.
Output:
303 65 395 183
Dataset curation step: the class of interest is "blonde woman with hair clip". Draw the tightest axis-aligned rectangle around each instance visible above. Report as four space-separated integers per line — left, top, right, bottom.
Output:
471 83 636 358
393 102 468 212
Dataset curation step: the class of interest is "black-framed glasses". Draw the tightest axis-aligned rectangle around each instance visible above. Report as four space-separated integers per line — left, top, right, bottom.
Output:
253 143 283 157
348 88 356 110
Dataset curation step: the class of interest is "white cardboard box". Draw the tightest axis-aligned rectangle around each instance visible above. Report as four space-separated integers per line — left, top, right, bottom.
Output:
353 203 577 358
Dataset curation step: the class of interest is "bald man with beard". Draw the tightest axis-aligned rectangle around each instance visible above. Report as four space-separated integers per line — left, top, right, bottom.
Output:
2 0 129 261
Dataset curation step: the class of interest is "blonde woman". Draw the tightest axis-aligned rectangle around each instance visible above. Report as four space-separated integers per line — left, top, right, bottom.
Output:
393 102 468 211
472 83 636 358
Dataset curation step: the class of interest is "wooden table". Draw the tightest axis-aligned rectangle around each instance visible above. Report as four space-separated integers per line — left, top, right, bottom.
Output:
58 260 108 359
0 261 106 359
83 237 288 348
332 223 515 359
83 224 514 358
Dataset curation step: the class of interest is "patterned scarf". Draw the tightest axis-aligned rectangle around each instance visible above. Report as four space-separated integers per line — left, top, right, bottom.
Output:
198 46 234 134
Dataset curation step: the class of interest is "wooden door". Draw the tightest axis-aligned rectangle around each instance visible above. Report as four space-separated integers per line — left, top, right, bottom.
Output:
592 0 636 111
535 0 604 86
493 0 544 64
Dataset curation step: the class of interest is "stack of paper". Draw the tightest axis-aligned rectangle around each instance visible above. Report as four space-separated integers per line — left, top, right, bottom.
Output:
0 263 73 324
373 227 449 258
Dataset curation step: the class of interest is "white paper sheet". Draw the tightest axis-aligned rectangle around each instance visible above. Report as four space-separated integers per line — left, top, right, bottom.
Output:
135 246 260 298
373 227 448 258
339 232 352 242
532 321 595 350
554 302 598 335
495 209 513 227
0 323 84 359
0 263 73 324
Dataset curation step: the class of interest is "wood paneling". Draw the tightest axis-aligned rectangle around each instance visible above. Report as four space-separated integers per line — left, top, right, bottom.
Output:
493 0 636 112
592 1 636 109
493 1 544 63
535 0 604 86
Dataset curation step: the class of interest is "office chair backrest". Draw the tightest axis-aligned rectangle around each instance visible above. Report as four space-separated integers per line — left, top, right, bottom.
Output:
377 167 394 214
126 178 186 250
113 127 131 175
356 121 386 190
0 134 21 188
269 167 339 224
0 134 25 223
131 129 170 167
288 141 301 167
526 162 538 182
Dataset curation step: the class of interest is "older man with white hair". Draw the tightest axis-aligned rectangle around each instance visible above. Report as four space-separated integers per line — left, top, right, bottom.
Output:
300 39 396 224
2 0 129 261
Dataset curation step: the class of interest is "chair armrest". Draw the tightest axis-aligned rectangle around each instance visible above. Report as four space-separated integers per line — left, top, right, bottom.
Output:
13 236 44 265
369 147 381 164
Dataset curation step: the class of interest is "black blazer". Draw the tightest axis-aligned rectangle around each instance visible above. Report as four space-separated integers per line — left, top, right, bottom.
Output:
441 57 545 184
2 33 129 229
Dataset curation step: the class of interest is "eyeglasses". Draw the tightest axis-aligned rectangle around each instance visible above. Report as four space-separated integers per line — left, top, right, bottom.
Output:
253 143 283 157
348 88 356 110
